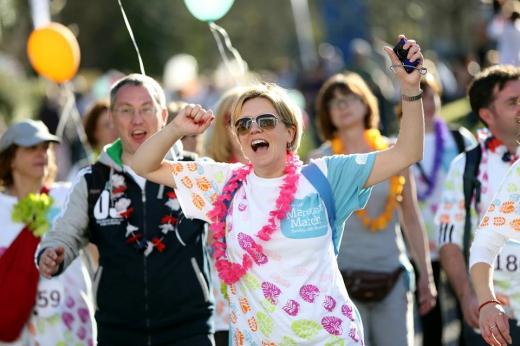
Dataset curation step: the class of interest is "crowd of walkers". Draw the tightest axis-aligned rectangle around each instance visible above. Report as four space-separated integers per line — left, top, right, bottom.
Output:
0 33 519 346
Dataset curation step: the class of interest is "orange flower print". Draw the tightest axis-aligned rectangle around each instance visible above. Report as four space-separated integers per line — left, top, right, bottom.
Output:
181 176 194 189
210 193 219 203
234 329 244 346
230 311 238 324
500 201 515 214
192 193 205 210
248 317 258 332
459 200 465 210
187 162 198 172
480 216 489 228
455 213 464 222
230 284 237 295
488 204 496 212
240 297 251 313
196 177 212 192
493 216 506 227
511 218 520 231
439 214 450 224
443 202 453 210
170 163 183 175
262 341 277 346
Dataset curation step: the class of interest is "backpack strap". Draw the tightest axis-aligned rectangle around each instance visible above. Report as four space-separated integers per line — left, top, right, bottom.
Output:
301 162 339 255
462 144 482 262
450 128 466 154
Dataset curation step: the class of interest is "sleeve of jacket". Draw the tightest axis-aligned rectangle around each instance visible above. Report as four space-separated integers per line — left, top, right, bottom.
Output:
37 173 90 275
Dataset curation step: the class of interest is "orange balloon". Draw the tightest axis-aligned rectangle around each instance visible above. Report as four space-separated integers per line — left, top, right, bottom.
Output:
27 22 80 83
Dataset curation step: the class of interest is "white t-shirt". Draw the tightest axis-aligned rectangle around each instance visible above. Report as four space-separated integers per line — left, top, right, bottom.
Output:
435 135 520 320
169 154 375 345
0 184 94 346
413 122 474 260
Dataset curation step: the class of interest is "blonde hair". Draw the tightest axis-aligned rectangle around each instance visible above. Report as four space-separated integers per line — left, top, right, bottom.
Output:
315 72 380 141
206 87 244 162
231 83 303 152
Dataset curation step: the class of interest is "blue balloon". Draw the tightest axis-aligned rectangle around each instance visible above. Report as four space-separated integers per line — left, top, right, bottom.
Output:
184 0 235 22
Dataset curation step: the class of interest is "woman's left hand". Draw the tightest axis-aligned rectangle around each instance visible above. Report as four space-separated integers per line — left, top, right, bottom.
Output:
479 303 512 345
418 273 437 315
383 34 423 93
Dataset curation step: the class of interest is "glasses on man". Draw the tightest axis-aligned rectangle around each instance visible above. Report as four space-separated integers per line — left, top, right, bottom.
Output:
114 105 157 117
234 114 279 135
328 94 362 110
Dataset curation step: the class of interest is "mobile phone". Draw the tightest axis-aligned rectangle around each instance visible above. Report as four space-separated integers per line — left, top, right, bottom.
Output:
393 38 419 73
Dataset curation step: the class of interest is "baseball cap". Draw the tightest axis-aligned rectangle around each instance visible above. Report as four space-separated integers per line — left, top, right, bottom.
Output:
0 119 61 153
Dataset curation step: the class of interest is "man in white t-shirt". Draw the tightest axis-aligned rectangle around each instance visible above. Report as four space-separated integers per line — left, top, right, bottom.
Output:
435 64 520 345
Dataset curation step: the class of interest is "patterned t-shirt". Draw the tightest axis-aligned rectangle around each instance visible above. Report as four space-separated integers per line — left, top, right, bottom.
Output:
413 122 475 260
435 133 520 320
170 154 375 345
0 183 94 346
470 160 520 322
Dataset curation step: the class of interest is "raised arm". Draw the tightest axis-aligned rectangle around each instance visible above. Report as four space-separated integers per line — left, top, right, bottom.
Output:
131 104 214 187
365 36 424 188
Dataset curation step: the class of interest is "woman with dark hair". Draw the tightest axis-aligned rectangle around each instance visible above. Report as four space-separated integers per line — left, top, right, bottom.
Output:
68 99 117 181
83 99 117 155
311 71 437 346
0 120 93 345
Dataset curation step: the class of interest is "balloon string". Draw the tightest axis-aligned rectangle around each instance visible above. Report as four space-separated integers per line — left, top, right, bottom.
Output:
56 83 94 163
209 21 247 85
117 0 146 75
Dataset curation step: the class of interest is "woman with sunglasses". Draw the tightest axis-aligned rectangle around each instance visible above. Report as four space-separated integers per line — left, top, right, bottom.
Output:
0 120 93 345
310 71 436 346
131 36 424 345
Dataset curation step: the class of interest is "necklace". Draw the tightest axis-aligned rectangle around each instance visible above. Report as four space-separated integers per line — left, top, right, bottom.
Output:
416 118 445 201
111 171 177 256
208 153 301 285
332 129 405 232
11 187 53 237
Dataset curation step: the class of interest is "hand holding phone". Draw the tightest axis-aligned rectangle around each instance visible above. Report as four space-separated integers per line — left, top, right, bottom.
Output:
393 38 420 74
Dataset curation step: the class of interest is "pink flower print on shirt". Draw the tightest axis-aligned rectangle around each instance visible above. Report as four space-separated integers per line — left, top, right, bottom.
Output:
78 307 90 323
238 232 268 264
341 304 355 321
282 299 300 316
62 311 75 330
299 284 320 303
238 202 247 212
77 325 87 340
323 295 337 312
65 296 75 308
349 326 361 343
261 281 282 305
321 316 343 336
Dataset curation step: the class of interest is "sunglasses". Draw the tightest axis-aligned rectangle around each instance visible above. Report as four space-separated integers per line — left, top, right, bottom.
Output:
234 114 279 135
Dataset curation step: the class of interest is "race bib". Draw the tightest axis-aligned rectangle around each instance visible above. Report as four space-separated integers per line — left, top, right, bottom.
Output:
35 278 65 318
494 242 520 274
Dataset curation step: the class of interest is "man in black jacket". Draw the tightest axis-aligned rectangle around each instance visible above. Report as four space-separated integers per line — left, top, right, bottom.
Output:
38 74 214 346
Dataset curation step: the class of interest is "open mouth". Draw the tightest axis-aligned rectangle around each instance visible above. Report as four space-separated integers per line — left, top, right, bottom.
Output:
131 130 147 141
251 139 269 152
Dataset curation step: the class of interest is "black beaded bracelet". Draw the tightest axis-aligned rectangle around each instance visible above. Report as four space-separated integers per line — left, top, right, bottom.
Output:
401 89 423 102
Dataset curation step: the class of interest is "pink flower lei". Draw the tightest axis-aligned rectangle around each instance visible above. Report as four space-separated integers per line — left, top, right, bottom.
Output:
208 152 302 284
